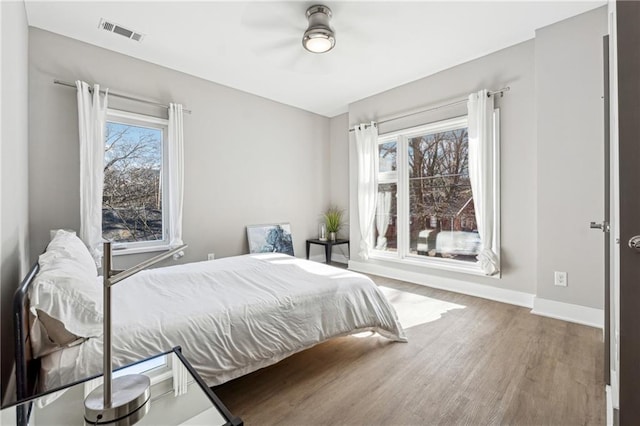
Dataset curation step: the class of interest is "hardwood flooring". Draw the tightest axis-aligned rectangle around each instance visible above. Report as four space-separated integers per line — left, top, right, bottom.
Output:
214 273 605 425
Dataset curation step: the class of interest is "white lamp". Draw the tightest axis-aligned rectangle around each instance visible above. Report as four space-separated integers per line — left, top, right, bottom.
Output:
84 242 187 425
302 5 336 53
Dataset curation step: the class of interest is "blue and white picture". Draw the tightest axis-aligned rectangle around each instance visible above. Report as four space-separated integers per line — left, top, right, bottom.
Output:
246 223 294 256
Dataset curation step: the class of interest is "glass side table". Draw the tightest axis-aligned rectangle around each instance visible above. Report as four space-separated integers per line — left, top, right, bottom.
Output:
4 347 242 426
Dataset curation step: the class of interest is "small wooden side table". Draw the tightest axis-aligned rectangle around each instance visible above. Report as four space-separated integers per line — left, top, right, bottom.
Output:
306 239 350 264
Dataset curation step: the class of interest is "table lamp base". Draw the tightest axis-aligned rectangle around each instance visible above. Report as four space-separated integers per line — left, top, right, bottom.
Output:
84 374 151 425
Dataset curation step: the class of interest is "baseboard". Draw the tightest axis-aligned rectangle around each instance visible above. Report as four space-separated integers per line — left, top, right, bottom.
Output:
309 253 349 264
348 260 535 308
611 369 619 412
531 297 604 329
348 260 604 328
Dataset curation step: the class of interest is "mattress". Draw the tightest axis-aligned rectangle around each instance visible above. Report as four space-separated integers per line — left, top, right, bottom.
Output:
40 253 406 391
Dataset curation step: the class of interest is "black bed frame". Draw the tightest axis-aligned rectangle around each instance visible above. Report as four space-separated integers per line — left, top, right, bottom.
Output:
12 261 41 425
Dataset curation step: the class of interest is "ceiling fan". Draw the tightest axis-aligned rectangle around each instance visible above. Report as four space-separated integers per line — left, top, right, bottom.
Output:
239 2 371 75
302 5 335 54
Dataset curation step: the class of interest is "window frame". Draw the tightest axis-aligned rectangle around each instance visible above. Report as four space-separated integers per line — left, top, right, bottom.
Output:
104 108 171 256
370 111 501 277
113 353 173 385
86 353 175 398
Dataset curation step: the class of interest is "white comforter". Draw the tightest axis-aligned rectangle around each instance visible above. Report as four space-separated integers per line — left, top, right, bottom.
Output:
41 253 406 390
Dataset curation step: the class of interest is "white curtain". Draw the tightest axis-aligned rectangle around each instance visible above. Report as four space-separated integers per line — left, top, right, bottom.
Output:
83 376 102 399
467 89 499 275
172 353 189 396
168 103 185 258
375 191 391 250
354 122 379 259
76 81 108 265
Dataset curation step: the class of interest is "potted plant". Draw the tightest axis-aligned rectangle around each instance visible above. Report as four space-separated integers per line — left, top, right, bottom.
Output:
324 206 344 242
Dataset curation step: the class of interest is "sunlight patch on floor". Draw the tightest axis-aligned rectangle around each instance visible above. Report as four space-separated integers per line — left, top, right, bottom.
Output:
379 286 466 329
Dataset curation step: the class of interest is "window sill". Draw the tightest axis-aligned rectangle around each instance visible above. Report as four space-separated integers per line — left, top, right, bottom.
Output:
111 244 172 256
368 251 499 278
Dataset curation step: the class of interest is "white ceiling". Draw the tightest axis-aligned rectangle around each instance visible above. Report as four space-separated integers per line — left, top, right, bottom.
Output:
24 1 605 117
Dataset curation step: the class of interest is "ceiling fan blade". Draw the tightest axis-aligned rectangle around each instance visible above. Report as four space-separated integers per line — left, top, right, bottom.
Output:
240 3 306 33
239 2 334 75
250 36 298 55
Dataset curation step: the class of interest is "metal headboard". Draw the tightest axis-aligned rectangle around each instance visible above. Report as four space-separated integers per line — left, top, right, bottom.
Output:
13 261 41 425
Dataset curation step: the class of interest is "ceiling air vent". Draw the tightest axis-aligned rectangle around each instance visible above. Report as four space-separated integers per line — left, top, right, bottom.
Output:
98 18 145 42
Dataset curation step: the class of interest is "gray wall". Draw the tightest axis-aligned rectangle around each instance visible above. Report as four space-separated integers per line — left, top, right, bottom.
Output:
28 28 330 270
326 113 350 260
1 1 30 401
348 39 538 295
344 7 607 308
329 113 349 217
535 8 607 308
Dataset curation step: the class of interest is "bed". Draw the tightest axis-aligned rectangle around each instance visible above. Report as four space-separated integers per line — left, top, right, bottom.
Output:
15 231 406 404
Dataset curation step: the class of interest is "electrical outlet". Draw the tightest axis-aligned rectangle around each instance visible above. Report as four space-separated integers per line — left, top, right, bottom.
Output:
207 253 215 261
554 271 567 287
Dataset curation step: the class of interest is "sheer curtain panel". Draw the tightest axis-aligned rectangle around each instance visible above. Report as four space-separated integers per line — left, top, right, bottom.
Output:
375 191 391 250
168 103 185 258
354 122 379 259
76 81 108 265
172 355 188 396
467 89 499 275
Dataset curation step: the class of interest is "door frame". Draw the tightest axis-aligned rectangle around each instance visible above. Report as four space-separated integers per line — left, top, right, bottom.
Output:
603 33 611 388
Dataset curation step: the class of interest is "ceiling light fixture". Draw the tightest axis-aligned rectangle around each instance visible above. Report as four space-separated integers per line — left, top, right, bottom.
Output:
302 5 335 54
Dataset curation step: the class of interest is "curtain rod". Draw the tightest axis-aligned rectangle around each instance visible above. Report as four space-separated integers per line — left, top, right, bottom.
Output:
53 80 192 114
349 87 510 132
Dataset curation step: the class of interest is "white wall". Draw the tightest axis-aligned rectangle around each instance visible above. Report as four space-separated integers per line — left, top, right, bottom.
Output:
535 7 607 309
348 39 538 296
28 28 330 269
343 7 607 314
1 0 30 402
0 406 16 426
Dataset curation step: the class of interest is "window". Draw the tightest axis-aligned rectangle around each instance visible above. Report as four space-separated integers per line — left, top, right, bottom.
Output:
372 114 499 273
103 109 169 253
374 141 398 252
87 353 175 398
113 353 170 380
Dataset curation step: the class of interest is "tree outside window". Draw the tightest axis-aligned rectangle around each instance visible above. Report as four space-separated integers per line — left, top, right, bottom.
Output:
374 117 485 265
102 120 164 244
408 128 479 261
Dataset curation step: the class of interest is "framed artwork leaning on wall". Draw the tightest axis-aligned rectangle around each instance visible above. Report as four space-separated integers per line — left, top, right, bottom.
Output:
246 223 294 256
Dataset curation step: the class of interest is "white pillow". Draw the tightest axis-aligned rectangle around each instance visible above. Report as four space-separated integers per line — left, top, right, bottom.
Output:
29 309 85 358
29 233 103 358
40 230 98 277
29 270 103 340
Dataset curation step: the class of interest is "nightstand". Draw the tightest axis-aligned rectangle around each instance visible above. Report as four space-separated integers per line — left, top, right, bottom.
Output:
306 238 350 264
7 347 242 426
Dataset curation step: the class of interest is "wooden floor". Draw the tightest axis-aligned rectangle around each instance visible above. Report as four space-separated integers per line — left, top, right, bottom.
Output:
214 273 605 426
